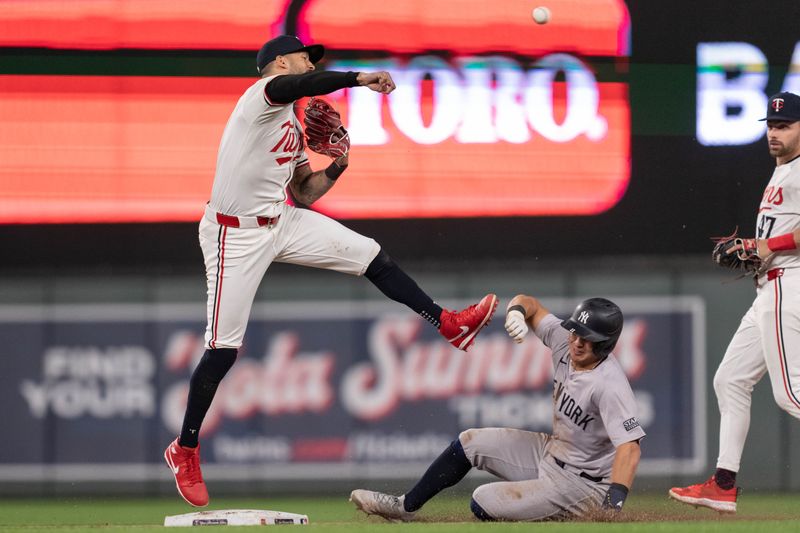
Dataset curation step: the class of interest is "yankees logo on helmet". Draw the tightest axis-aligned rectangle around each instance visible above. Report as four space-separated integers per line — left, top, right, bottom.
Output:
561 298 623 358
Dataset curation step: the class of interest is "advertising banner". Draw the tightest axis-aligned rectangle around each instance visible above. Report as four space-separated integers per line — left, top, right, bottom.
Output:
0 297 704 481
0 0 630 223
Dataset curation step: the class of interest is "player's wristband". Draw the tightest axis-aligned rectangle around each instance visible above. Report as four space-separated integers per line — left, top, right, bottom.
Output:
602 483 629 511
767 233 797 252
325 160 347 181
507 305 526 317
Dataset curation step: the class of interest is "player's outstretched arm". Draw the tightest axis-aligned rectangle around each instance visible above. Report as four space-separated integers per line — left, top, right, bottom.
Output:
266 70 394 104
504 294 550 343
288 154 348 206
266 71 360 103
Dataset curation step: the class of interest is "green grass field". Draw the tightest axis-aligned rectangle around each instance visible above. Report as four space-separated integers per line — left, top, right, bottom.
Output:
1 493 798 532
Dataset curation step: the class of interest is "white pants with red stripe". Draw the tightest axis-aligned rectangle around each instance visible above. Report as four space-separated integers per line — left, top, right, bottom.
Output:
199 202 380 349
714 269 800 472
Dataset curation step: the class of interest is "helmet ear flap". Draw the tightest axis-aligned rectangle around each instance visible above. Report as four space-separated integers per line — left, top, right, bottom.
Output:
592 337 618 359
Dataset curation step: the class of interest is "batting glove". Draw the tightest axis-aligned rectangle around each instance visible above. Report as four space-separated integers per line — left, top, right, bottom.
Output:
602 483 629 512
504 309 528 343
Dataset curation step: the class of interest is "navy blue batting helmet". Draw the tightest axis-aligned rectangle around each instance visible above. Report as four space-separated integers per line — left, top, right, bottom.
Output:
561 298 623 358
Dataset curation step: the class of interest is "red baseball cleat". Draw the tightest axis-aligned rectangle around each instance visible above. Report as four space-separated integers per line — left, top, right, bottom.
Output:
438 294 498 351
164 438 209 507
668 476 738 513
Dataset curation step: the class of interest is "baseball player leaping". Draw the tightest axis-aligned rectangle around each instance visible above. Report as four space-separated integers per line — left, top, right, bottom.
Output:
670 92 800 513
351 296 645 521
163 35 497 507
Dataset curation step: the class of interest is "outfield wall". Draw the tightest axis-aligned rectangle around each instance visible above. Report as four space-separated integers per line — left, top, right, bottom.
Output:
1 256 797 496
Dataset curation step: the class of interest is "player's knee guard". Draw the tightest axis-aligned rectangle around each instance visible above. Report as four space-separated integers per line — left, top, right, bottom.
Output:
470 498 495 521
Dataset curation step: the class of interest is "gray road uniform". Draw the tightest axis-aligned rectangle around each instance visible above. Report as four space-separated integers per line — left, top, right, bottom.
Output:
464 314 646 520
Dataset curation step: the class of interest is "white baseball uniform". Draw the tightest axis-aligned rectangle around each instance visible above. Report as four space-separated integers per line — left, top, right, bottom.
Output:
463 314 645 521
715 155 800 472
201 75 379 349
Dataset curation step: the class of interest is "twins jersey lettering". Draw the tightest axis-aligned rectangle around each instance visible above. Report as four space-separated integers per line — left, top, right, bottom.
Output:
756 157 800 271
535 314 646 479
210 76 309 217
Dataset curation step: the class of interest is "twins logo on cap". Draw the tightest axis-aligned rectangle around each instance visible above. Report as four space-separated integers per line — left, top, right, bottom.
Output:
761 92 800 121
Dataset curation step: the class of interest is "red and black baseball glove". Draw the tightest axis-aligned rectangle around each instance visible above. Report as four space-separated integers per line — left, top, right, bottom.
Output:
711 228 762 276
303 98 350 159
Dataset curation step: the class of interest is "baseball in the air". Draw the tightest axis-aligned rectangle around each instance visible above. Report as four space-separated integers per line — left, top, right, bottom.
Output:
532 6 550 24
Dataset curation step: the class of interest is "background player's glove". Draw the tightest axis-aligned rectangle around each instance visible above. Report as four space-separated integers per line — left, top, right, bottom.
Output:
602 483 629 512
303 98 350 159
711 229 762 276
504 306 528 343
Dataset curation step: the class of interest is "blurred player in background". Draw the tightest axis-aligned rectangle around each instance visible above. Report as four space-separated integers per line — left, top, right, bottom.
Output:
163 35 497 507
670 92 800 513
351 295 644 521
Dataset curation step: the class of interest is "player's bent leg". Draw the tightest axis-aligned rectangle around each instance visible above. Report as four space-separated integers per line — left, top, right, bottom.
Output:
470 479 567 522
403 438 472 512
276 207 497 350
477 456 606 521
403 439 472 512
164 437 209 507
352 438 471 519
349 490 416 522
459 428 547 481
668 476 738 513
364 249 445 328
363 249 497 350
273 206 381 275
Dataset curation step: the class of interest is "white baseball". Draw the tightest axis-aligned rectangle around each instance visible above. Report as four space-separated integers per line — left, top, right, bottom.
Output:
532 6 550 24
